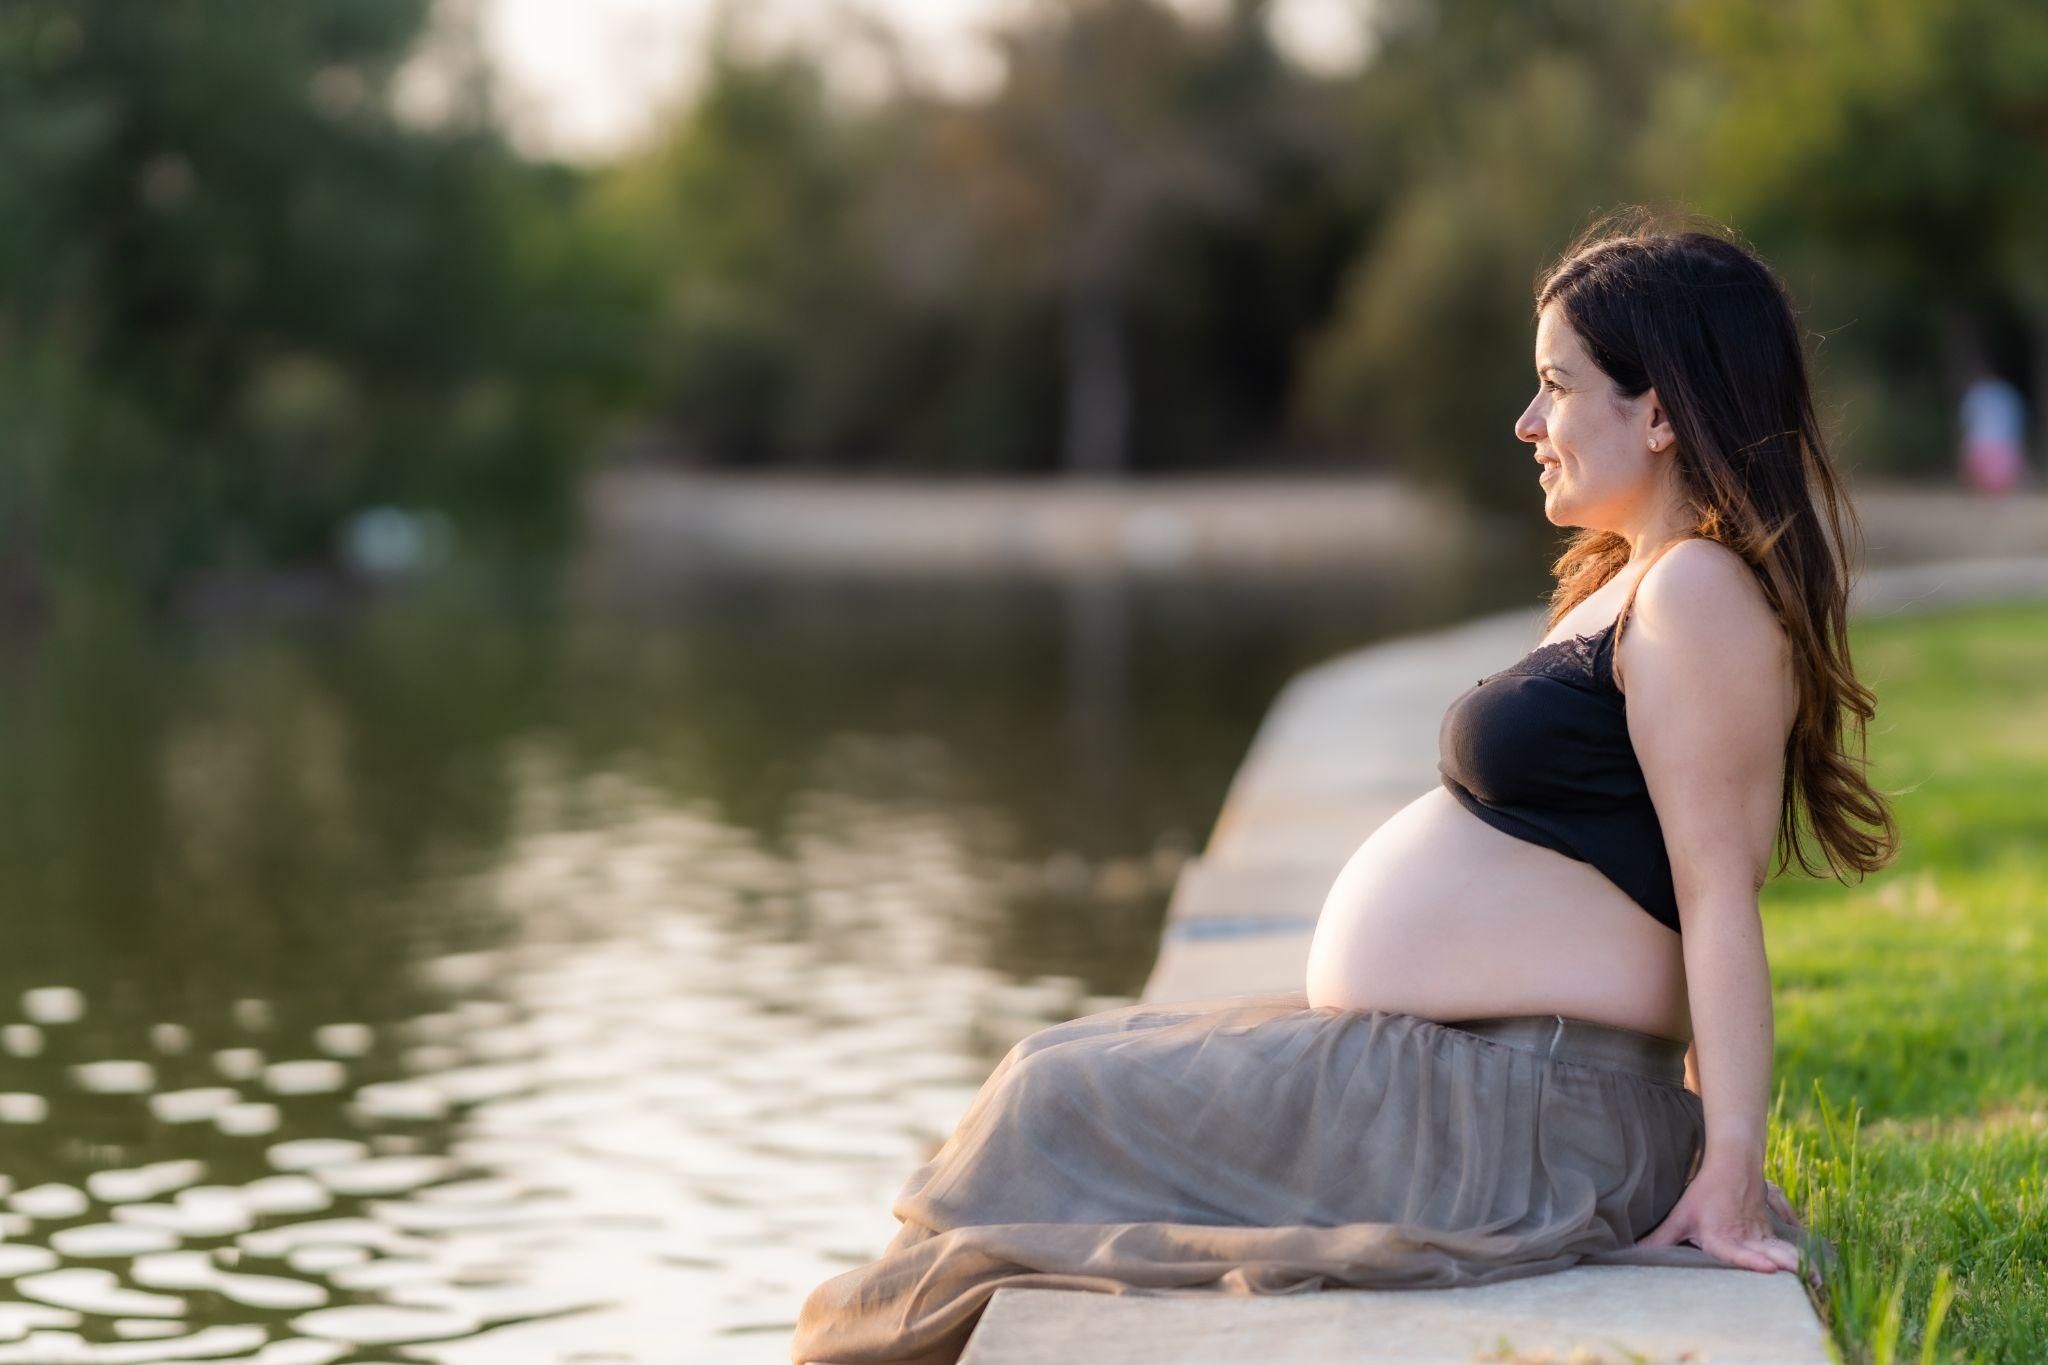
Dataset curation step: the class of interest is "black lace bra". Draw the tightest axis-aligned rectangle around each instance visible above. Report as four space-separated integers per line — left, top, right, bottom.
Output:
1435 614 1681 932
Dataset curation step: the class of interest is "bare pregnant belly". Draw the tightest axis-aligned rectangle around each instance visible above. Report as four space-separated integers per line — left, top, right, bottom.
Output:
1302 786 1692 1041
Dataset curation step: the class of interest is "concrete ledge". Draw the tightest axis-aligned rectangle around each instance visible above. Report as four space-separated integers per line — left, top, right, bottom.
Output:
1163 859 1345 925
584 467 1492 577
1141 928 1317 1003
1206 800 1412 870
962 1269 1832 1364
583 469 2048 581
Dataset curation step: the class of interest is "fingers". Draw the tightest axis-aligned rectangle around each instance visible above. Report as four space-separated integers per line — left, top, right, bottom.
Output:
1728 1244 1780 1273
1709 1232 1800 1274
1707 1232 1777 1273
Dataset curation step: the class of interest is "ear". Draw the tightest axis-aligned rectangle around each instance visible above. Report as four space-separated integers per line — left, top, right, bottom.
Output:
1643 387 1676 453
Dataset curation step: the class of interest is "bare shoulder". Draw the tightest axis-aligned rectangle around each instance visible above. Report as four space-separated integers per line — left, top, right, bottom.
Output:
1622 539 1799 903
1633 537 1782 645
1621 537 1792 699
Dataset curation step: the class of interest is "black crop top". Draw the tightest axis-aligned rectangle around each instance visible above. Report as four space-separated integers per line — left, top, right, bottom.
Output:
1436 613 1681 932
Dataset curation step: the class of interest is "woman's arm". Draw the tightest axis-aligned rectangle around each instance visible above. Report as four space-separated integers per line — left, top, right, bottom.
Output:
1675 884 1776 1193
1687 1026 1802 1225
1680 932 1772 1158
1612 539 1801 1272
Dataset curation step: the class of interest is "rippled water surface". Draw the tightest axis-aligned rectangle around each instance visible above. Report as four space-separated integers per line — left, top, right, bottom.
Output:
0 564 1531 1363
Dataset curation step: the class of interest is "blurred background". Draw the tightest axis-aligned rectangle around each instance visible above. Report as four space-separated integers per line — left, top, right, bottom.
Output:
1 1 2045 1361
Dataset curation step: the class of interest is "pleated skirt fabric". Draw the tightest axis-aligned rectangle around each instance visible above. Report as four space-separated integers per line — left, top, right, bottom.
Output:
791 991 1722 1365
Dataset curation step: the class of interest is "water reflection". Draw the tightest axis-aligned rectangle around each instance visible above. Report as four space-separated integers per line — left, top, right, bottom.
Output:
0 558 1538 1360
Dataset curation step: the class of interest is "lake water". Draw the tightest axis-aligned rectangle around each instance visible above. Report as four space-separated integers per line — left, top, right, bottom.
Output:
0 556 1540 1363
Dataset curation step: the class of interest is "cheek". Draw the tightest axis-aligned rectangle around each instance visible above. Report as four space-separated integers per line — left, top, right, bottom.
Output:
1552 415 1610 472
1549 412 1579 459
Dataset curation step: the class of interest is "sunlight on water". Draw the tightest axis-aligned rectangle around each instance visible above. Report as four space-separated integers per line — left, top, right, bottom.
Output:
0 568 1520 1360
0 771 1126 1362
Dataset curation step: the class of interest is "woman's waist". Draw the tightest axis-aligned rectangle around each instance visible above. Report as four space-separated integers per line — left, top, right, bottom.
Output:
1438 1013 1690 1086
1308 945 1692 1044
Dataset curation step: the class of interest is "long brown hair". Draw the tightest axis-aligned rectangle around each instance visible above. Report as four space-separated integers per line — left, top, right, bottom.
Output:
1534 209 1898 884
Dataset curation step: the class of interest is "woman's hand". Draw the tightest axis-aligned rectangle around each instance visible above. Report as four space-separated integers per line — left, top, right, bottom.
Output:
1638 1162 1803 1273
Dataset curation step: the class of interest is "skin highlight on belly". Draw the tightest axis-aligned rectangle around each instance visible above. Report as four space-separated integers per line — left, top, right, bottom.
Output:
1303 786 1692 1041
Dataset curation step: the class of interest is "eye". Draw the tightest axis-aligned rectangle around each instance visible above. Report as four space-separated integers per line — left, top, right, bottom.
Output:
1541 379 1561 393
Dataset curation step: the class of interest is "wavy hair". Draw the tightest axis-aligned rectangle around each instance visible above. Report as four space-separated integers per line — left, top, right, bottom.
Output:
1534 209 1898 884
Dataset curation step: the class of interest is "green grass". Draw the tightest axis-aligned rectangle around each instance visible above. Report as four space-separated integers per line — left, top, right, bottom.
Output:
1763 600 2048 1364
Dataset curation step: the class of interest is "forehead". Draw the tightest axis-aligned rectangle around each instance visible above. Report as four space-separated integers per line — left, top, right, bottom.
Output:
1533 304 1583 367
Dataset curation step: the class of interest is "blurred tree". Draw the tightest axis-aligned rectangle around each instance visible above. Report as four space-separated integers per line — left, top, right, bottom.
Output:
594 44 892 468
606 0 1364 476
1292 1 1674 505
1653 0 2048 474
0 1 628 610
986 0 1255 475
11 0 2033 574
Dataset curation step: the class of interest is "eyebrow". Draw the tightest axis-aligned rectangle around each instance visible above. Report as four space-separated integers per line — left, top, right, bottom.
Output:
1538 363 1572 378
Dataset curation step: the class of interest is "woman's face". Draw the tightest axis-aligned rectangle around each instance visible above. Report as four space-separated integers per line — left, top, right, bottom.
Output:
1514 302 1669 529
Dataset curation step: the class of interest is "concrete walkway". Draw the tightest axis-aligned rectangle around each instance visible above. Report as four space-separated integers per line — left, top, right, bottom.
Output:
584 467 2048 578
960 556 2048 1364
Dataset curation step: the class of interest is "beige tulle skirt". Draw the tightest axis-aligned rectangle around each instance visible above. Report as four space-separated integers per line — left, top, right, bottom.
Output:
793 991 1787 1365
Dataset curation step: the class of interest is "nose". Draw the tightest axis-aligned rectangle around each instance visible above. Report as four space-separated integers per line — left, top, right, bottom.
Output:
1514 391 1545 445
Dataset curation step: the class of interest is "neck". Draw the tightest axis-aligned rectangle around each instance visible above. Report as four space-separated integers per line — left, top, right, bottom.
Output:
1625 524 1694 564
1619 479 1694 564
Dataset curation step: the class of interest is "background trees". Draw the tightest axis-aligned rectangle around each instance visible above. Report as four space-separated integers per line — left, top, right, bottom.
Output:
5 0 2047 602
0 1 626 605
609 0 2048 500
1656 0 2048 478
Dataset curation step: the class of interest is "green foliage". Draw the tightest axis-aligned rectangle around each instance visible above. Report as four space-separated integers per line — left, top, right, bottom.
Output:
1671 0 2048 298
605 0 2048 491
0 1 629 605
595 54 873 466
598 0 1363 474
1764 601 2048 1362
1294 4 1674 505
1649 0 2048 478
1293 0 2048 495
14 0 2048 596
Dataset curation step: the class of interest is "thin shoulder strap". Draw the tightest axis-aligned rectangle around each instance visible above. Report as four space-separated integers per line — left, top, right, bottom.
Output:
1610 534 1700 693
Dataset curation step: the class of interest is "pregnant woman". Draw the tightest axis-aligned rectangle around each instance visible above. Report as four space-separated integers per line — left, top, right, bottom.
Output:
792 218 1899 1365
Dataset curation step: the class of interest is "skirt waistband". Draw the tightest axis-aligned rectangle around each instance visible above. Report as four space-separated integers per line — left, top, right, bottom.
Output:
1441 1014 1688 1087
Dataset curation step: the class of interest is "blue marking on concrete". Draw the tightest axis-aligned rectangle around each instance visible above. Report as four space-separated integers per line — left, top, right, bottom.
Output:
1166 917 1319 940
